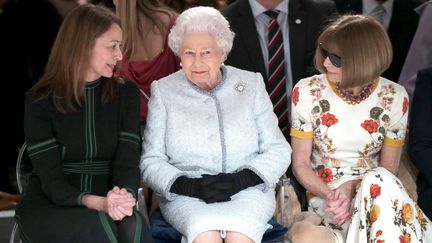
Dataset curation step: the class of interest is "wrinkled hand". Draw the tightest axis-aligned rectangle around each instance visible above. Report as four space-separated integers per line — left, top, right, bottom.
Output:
325 190 351 225
325 181 356 225
105 186 136 221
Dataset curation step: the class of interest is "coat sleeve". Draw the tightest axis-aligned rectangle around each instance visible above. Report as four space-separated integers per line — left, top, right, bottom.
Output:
238 72 292 192
24 94 85 206
141 81 185 201
112 81 142 198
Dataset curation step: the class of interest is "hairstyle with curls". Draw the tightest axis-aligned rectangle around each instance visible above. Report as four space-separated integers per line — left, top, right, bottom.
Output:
31 4 123 113
168 6 235 60
314 15 392 89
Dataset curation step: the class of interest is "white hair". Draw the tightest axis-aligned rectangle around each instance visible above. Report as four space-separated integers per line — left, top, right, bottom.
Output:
168 6 235 60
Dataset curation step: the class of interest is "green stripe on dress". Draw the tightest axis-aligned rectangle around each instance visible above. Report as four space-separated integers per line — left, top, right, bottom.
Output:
119 138 140 146
27 138 56 152
120 132 140 142
85 92 90 159
63 160 111 174
97 212 118 243
133 211 143 243
89 89 95 158
80 174 85 192
28 145 58 157
77 192 88 206
91 90 98 157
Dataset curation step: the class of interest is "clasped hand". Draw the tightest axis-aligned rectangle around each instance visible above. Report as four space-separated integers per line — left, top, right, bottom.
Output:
105 186 136 221
200 173 244 203
325 180 357 225
170 170 261 204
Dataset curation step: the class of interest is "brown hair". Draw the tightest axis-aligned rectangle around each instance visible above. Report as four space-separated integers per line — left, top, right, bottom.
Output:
116 0 175 60
31 4 123 112
314 15 392 89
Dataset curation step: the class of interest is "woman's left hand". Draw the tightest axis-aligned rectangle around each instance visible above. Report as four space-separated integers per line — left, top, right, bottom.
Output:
326 191 351 225
200 169 263 203
106 187 136 220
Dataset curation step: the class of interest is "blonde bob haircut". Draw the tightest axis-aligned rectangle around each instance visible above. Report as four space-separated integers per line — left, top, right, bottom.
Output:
314 15 392 89
168 6 235 60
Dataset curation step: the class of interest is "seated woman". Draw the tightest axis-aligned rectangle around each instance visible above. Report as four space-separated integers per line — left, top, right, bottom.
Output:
15 4 153 243
140 6 291 243
290 15 432 242
114 0 180 131
409 66 432 219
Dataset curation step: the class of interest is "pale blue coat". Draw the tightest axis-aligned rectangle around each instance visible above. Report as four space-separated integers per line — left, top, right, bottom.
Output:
141 65 291 243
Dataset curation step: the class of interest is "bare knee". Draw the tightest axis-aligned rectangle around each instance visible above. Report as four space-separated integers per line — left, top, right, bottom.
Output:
225 231 254 243
193 230 222 243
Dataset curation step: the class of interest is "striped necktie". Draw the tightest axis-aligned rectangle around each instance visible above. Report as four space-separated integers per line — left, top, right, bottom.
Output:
265 10 289 136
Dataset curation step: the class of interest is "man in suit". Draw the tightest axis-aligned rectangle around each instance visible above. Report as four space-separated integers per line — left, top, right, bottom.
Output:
334 0 419 83
399 0 432 100
223 0 337 210
223 0 337 95
409 66 432 219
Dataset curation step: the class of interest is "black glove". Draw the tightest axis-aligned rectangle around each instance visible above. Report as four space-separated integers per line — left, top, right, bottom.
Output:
169 176 232 204
201 169 263 199
169 176 204 198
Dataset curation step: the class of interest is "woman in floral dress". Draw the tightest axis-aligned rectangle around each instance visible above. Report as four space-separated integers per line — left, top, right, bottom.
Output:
290 15 432 242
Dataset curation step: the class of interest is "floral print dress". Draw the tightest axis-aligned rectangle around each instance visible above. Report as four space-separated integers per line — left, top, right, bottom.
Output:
291 74 432 242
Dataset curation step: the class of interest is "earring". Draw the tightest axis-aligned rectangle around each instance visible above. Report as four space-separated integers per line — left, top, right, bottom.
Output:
180 63 183 67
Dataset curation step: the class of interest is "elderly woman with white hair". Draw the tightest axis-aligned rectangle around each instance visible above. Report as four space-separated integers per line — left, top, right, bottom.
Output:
140 6 291 243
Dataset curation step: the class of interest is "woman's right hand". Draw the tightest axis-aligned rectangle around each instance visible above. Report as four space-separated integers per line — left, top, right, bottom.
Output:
325 180 359 225
105 186 136 221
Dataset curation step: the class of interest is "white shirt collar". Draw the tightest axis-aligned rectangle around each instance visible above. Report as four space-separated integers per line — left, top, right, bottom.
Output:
249 0 289 18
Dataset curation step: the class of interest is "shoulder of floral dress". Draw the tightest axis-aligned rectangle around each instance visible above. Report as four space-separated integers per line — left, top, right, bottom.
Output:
292 75 328 101
378 77 408 95
295 74 327 88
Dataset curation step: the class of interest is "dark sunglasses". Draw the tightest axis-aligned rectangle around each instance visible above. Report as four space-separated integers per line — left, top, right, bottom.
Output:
320 45 342 68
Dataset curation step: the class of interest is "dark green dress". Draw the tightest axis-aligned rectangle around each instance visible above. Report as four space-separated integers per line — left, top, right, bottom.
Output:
16 79 151 243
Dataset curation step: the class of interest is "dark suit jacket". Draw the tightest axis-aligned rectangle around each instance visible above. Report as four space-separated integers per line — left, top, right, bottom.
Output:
334 0 419 82
222 0 337 86
408 66 432 218
409 66 432 182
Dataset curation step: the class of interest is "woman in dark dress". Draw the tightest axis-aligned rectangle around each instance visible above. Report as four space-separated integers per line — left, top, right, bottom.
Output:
15 4 153 243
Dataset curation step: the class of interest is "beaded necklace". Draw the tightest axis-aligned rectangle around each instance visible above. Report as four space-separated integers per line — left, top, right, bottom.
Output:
334 80 376 105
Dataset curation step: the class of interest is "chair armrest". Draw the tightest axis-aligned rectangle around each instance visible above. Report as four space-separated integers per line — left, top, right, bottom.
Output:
137 187 150 227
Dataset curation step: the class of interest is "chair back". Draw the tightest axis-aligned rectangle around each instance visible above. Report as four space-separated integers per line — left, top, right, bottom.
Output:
10 142 33 243
15 142 33 194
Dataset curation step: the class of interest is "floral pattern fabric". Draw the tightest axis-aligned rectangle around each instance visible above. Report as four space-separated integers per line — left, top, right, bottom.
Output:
291 74 432 242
